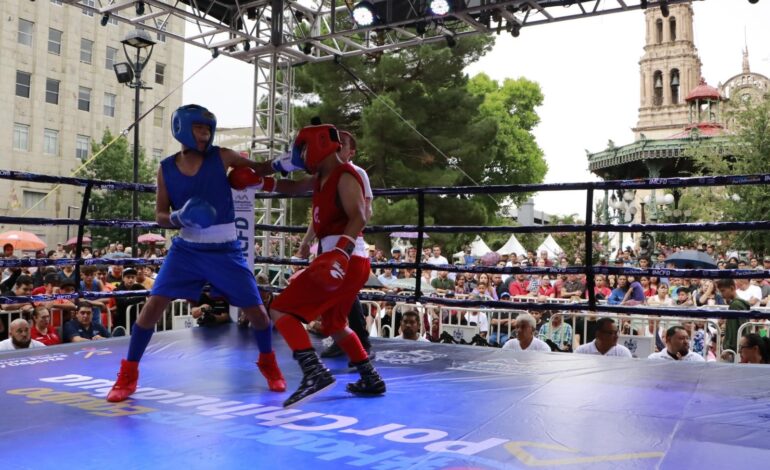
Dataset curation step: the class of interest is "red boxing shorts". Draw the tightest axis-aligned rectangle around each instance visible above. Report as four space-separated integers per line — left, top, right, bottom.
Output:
271 255 370 335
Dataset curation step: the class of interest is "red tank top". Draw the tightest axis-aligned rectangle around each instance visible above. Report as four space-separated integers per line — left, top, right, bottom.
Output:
312 163 364 238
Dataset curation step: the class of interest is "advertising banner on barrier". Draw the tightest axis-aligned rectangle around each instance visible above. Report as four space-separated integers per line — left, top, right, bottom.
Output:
231 187 256 321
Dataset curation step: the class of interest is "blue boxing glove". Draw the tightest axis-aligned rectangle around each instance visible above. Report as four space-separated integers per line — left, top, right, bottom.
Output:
170 197 217 229
270 144 306 175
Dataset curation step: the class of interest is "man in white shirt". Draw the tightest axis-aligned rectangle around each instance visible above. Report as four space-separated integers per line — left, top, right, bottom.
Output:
648 325 705 362
575 317 632 358
426 245 449 279
736 279 763 306
394 310 429 342
377 266 399 289
502 313 551 352
0 319 46 351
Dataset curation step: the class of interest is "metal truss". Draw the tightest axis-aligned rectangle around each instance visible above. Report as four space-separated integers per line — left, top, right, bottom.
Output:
73 1 698 65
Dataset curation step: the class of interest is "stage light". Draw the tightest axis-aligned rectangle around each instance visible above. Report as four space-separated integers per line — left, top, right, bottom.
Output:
135 1 145 16
660 0 669 17
510 22 521 38
112 62 134 84
101 13 110 26
444 34 457 48
352 1 376 27
429 0 451 16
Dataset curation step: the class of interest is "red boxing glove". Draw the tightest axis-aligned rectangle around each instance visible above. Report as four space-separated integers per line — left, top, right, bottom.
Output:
228 167 276 192
306 235 355 292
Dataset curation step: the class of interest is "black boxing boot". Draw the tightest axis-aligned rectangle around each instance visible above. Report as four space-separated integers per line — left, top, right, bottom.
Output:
283 349 336 408
346 359 386 396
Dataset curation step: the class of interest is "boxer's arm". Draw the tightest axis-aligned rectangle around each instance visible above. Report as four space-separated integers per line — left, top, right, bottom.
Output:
220 147 274 176
155 167 175 228
274 177 315 195
337 173 367 239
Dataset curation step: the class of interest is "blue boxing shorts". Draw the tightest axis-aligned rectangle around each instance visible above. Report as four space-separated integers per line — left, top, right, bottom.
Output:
151 237 262 308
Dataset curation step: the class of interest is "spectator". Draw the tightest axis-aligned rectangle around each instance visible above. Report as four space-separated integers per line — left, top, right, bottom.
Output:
621 276 645 305
640 276 656 297
647 326 705 362
136 266 155 290
57 264 77 286
191 284 231 327
736 279 762 307
674 287 693 307
538 312 573 351
607 275 629 305
63 302 111 342
0 319 46 351
464 310 489 338
538 276 556 300
716 278 750 353
593 275 611 300
471 280 498 301
508 274 530 297
114 268 148 334
692 279 723 306
106 265 123 286
394 310 428 342
574 317 632 357
30 306 61 346
646 283 674 306
502 313 551 352
377 266 399 289
738 333 770 364
430 270 454 295
80 266 109 324
0 275 36 321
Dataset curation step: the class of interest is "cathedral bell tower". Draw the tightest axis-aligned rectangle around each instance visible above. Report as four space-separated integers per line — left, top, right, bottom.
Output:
634 2 703 139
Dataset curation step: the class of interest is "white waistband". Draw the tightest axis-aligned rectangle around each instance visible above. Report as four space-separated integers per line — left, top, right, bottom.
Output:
320 235 368 258
180 223 237 244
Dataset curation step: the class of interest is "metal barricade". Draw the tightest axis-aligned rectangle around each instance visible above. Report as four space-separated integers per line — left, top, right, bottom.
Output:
124 299 192 335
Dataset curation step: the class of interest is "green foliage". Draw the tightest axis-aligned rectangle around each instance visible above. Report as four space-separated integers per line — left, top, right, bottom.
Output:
81 130 157 247
687 95 770 254
292 35 548 251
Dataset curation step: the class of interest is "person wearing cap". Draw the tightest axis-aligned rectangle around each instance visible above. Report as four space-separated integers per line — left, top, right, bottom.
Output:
388 247 403 277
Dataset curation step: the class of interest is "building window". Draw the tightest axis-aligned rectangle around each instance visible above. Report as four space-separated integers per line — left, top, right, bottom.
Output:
106 46 118 70
81 0 95 17
76 135 90 160
152 148 164 163
80 38 94 64
23 191 47 210
104 92 116 117
46 79 60 105
155 63 166 85
51 0 63 5
78 87 91 112
670 69 680 105
44 129 59 155
655 19 663 44
653 71 663 106
156 21 168 43
669 17 677 42
13 124 30 151
18 19 34 46
48 28 62 55
154 106 165 128
16 71 31 98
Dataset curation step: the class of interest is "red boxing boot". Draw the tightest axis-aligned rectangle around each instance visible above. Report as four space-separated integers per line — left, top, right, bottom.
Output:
106 359 139 402
257 352 287 392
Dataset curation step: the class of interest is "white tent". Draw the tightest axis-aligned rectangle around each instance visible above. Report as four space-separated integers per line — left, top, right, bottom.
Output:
537 234 564 259
453 235 493 261
496 234 527 257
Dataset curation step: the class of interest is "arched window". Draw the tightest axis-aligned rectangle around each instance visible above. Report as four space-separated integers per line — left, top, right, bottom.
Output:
670 69 680 105
653 71 663 106
669 17 676 42
656 19 663 44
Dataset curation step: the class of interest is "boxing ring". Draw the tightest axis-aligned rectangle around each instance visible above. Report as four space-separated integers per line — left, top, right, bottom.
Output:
1 168 770 468
4 325 770 469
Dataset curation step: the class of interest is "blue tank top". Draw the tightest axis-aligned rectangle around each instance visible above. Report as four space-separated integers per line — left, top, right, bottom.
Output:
160 146 235 225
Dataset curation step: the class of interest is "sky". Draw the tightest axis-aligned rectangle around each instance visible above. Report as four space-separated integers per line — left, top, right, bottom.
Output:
183 0 770 218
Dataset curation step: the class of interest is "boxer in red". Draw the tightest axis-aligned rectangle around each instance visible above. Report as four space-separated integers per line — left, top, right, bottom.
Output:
229 123 385 407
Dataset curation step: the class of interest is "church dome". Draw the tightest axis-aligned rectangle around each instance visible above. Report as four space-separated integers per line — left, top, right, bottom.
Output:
685 78 722 101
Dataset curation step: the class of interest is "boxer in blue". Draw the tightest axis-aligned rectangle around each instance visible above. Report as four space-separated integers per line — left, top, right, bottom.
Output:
106 104 285 402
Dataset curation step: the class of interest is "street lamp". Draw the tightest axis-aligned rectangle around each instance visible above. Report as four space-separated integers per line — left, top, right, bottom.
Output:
113 29 155 257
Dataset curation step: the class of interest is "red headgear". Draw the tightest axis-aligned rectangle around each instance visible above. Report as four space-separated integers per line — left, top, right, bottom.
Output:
294 124 341 174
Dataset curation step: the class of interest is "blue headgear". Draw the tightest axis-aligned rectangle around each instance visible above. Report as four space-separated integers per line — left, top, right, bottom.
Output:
171 104 217 151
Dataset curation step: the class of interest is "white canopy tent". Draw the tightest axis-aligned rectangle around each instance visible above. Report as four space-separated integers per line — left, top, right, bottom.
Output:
537 235 564 260
496 234 527 257
453 235 494 260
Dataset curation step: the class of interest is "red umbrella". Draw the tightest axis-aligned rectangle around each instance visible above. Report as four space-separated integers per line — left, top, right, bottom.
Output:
64 236 91 246
0 231 47 251
138 233 166 244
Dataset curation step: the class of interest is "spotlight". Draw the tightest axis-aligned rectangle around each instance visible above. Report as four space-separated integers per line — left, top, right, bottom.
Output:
415 21 427 35
660 1 669 17
247 7 257 20
243 41 251 51
352 1 377 27
211 47 219 58
302 42 313 54
135 1 145 16
640 0 648 8
444 34 457 48
101 13 110 26
429 0 451 16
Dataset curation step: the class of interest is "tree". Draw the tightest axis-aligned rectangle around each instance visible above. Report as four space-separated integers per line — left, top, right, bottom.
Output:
291 36 548 252
688 94 770 254
81 130 156 248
